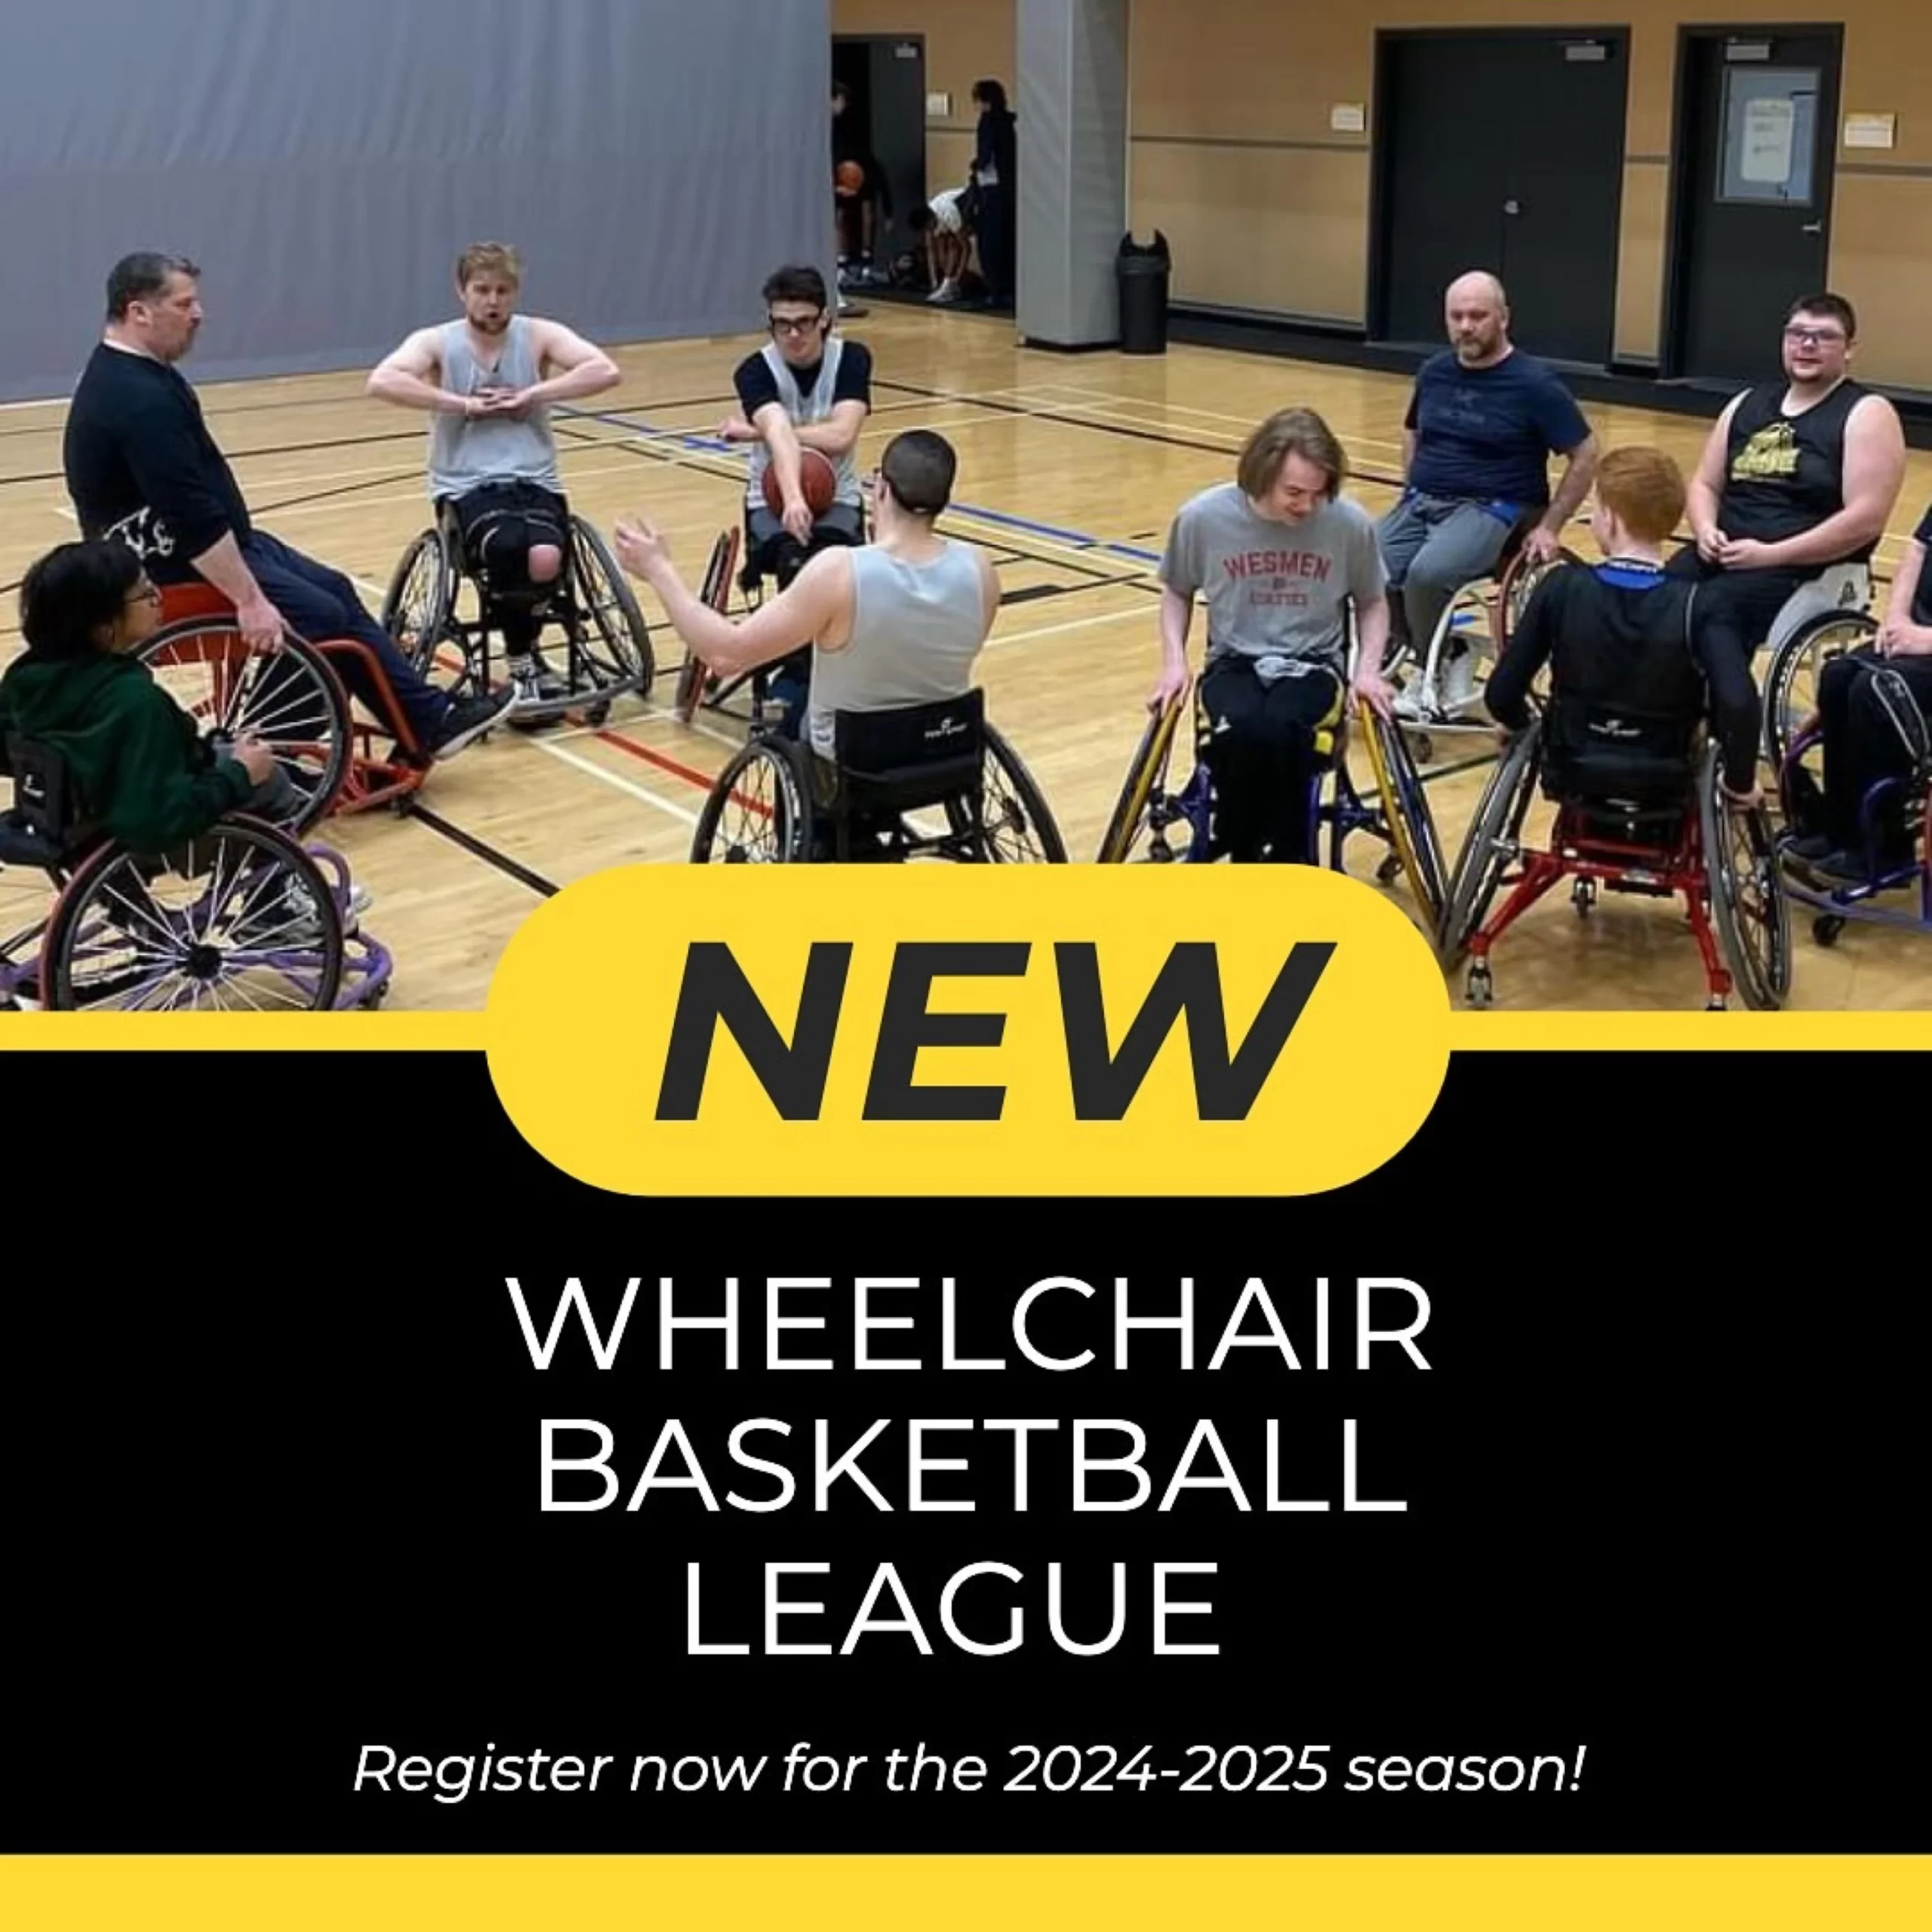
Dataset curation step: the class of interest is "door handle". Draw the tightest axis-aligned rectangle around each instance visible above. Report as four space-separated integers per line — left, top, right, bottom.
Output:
1503 198 1522 216
1801 221 1823 233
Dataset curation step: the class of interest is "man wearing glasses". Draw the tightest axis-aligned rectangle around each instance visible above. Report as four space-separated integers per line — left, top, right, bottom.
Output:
1669 294 1906 674
716 264 872 732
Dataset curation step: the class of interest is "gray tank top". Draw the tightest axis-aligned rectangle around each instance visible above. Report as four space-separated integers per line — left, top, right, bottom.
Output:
808 540 988 760
744 340 863 512
426 316 561 500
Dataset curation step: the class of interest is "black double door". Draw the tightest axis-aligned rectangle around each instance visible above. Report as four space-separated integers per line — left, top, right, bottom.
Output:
1374 30 1628 368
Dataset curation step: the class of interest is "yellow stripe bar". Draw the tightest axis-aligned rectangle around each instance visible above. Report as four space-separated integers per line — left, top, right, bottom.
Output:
1 1854 1925 1930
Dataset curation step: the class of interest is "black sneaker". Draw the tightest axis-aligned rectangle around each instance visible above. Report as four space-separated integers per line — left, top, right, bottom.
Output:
431 685 521 760
1786 832 1832 862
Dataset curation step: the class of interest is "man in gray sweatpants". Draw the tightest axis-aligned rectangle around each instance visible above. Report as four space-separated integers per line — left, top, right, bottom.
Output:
1381 272 1598 721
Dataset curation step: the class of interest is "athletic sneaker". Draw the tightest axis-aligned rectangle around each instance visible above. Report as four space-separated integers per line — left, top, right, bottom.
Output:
429 685 520 759
1440 646 1482 712
1786 832 1832 862
262 878 373 949
928 277 961 304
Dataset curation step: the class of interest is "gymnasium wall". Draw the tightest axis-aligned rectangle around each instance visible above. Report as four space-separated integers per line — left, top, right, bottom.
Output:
0 0 833 404
832 0 1017 195
830 0 1932 390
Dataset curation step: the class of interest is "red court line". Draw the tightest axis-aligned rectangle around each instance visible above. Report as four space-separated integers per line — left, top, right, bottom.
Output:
593 725 774 821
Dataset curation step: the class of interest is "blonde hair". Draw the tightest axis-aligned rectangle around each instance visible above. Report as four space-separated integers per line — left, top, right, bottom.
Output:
456 242 522 288
1237 407 1348 501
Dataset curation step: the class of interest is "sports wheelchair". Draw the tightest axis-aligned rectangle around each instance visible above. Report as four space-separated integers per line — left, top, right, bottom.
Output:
673 501 871 728
1776 657 1932 950
1438 715 1789 1011
1 736 390 1012
691 685 1065 863
1095 666 1450 932
144 583 423 818
1387 524 1582 761
380 495 654 727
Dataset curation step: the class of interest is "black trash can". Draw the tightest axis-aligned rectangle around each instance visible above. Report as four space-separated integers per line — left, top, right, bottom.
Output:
1117 231 1171 355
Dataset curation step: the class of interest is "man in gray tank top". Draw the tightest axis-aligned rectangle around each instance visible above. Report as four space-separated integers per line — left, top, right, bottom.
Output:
368 242 620 705
614 428 995 759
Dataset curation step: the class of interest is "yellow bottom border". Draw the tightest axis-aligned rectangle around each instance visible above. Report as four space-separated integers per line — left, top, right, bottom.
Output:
4 1012 1932 1050
2 1855 1926 1929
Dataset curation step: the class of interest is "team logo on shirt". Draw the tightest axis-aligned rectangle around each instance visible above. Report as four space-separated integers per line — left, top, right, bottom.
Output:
1224 549 1327 610
101 506 175 561
1731 422 1799 483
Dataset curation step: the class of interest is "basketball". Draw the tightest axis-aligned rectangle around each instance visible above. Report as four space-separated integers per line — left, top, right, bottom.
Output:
835 159 865 196
763 447 838 518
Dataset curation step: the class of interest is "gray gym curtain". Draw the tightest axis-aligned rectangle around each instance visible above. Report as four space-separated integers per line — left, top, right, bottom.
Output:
0 0 832 402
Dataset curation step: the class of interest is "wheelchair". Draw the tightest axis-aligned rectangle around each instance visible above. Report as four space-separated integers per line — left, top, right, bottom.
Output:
1 736 392 1012
380 494 654 727
1775 658 1932 950
1387 521 1583 763
673 503 869 728
143 583 424 819
691 685 1066 863
1755 560 1876 774
1094 660 1449 931
1438 715 1790 1011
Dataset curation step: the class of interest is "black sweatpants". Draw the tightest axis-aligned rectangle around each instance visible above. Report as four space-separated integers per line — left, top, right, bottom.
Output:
1817 648 1932 854
1198 655 1345 863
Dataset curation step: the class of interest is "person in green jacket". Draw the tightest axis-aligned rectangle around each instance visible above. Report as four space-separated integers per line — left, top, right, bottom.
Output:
1 537 300 851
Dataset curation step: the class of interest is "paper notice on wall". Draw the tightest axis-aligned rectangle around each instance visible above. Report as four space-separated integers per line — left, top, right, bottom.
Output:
1740 97 1796 183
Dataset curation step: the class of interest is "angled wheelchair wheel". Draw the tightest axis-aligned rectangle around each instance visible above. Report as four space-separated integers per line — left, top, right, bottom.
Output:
1438 720 1542 968
1097 698 1186 863
1764 611 1877 773
42 819 345 1011
676 528 743 724
691 738 813 863
563 518 656 714
381 528 464 691
1497 547 1582 703
959 724 1066 862
1700 745 1791 1011
136 621 351 836
1361 705 1447 929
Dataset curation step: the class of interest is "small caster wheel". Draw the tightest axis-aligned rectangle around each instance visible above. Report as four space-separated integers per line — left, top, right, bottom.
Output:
1571 877 1596 917
1414 734 1435 765
363 980 391 1010
1377 853 1402 886
585 702 611 728
1465 960 1494 1008
1813 915 1845 948
1706 995 1727 1011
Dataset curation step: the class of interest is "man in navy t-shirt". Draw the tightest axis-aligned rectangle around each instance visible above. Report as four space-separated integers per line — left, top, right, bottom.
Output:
1380 271 1598 720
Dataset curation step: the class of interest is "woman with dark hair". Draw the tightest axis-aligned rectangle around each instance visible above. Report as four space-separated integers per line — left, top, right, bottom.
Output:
970 78 1017 310
0 537 307 853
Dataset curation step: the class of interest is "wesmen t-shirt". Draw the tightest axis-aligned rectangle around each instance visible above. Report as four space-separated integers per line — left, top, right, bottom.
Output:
1160 484 1386 670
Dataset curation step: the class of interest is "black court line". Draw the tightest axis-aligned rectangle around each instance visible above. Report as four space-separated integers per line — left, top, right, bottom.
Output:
406 803 559 898
1001 581 1075 606
874 376 1411 494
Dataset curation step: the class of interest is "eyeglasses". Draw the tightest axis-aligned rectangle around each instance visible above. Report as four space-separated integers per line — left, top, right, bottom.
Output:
1783 326 1847 348
125 581 162 608
768 313 823 337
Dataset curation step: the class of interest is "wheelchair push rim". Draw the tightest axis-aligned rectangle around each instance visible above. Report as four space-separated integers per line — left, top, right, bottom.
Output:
1097 694 1186 863
1763 612 1878 776
136 620 352 837
1438 718 1541 969
691 738 812 863
41 818 346 1011
964 722 1067 863
1360 703 1448 930
1699 743 1791 1011
675 528 743 724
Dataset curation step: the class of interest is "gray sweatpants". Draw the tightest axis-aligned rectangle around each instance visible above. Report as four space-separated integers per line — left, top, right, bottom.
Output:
1376 492 1518 659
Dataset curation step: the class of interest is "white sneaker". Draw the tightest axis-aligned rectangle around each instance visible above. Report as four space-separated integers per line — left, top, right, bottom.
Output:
1394 680 1438 723
928 277 961 304
277 878 373 945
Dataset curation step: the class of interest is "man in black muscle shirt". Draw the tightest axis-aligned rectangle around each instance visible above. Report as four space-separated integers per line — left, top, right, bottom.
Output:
1668 294 1905 674
63 253 517 761
1490 447 1761 808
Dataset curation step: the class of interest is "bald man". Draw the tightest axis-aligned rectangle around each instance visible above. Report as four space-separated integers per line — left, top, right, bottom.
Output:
1381 271 1598 720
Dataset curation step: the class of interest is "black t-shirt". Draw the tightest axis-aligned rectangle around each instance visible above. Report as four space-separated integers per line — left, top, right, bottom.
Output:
1915 503 1932 627
63 343 252 580
1487 559 1761 792
734 340 872 421
1718 378 1872 554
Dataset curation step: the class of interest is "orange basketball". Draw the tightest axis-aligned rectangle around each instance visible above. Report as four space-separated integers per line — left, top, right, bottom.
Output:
763 448 838 518
835 160 865 195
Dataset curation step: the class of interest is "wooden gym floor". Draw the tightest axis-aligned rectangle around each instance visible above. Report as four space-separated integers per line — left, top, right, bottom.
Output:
4 303 1930 1011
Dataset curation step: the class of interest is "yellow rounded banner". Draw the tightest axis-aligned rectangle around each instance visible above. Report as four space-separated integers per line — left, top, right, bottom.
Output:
485 863 1451 1195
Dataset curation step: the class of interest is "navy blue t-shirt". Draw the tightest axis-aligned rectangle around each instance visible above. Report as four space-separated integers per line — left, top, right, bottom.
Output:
1915 502 1932 627
1403 349 1591 512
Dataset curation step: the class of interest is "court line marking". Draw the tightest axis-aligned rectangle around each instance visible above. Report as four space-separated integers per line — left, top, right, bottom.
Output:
524 734 700 827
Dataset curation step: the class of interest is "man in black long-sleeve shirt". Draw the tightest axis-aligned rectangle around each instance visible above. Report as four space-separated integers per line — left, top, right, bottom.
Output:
63 253 518 761
1487 446 1761 808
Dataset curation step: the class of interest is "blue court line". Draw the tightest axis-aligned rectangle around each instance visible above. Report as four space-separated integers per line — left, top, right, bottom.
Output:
554 402 1164 568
